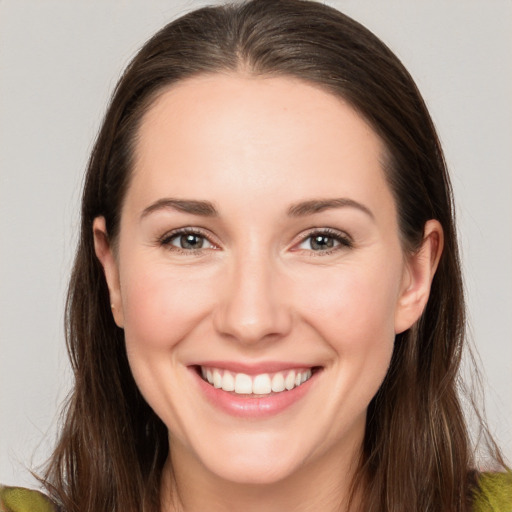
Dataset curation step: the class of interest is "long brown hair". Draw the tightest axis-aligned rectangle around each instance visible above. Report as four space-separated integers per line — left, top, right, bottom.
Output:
42 1 507 510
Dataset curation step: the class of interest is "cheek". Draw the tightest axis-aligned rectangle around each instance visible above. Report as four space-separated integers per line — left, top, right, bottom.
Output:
287 261 401 444
117 261 217 429
119 261 215 352
299 261 402 350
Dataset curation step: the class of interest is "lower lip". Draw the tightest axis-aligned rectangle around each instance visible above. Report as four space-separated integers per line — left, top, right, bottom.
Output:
191 368 319 418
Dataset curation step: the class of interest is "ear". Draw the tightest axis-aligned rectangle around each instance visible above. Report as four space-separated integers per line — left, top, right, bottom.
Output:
93 216 124 328
394 219 444 334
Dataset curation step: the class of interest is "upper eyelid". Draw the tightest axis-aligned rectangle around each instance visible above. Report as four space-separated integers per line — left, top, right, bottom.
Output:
157 226 352 249
294 227 352 243
159 226 216 242
158 228 219 254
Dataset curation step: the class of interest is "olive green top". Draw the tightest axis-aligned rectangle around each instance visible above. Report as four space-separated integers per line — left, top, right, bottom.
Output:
473 472 512 512
1 472 511 511
0 486 57 512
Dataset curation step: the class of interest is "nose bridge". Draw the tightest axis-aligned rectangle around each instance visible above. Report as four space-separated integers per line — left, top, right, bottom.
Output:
214 243 292 344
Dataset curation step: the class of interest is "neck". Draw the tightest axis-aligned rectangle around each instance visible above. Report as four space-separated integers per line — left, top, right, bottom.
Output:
160 434 363 512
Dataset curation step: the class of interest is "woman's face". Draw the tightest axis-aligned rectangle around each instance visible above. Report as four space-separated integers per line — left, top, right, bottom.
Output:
95 74 438 485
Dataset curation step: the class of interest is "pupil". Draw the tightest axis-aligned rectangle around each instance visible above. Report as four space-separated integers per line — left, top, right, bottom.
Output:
181 234 203 249
311 235 333 250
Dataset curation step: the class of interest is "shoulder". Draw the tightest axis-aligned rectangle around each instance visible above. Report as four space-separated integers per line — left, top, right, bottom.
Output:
473 471 512 512
0 485 57 512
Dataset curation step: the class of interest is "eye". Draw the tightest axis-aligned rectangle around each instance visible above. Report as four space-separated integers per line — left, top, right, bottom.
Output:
296 229 352 253
159 229 216 252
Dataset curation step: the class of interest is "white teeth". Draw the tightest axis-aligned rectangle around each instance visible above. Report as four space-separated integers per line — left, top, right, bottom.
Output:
301 370 310 384
213 369 222 388
271 373 285 392
222 371 235 391
201 367 314 395
253 374 272 394
234 373 253 394
285 371 296 390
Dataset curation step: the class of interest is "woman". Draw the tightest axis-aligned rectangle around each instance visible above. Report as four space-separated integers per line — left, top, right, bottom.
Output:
1 0 510 511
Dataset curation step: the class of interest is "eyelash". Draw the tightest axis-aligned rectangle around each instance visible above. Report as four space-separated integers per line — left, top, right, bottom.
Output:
295 228 353 256
157 227 216 255
157 227 353 256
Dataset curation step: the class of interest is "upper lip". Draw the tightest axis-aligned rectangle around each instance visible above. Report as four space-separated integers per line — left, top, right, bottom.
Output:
190 361 319 375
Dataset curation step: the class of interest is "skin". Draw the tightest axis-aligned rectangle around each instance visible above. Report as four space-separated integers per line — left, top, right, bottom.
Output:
94 74 443 512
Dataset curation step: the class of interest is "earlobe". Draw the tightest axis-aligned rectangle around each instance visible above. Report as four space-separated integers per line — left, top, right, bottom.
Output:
93 216 124 328
394 220 444 334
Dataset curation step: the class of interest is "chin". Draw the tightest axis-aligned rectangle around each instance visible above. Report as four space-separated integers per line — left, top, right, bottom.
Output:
185 429 311 486
205 456 301 486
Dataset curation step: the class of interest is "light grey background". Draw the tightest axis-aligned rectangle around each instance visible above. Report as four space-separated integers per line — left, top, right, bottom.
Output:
1 0 511 488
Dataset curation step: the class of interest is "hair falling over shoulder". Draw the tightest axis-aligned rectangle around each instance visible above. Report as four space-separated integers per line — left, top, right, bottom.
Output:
40 1 509 511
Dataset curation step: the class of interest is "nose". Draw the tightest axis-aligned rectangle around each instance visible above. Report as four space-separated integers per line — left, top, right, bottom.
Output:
213 250 293 345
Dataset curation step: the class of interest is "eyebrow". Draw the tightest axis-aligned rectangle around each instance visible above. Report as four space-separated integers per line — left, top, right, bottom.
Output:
141 198 219 219
140 197 374 220
287 198 374 219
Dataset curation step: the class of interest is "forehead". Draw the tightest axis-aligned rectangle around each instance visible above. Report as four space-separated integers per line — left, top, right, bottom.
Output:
127 73 393 218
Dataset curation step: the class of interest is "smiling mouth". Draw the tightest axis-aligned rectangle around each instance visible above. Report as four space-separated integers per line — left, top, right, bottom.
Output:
197 366 319 396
